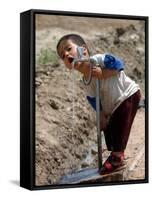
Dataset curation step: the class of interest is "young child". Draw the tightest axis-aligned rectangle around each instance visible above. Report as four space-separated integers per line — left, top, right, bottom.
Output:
56 34 141 174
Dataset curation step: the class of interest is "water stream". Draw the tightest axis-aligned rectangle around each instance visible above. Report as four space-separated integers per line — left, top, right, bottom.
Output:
68 67 105 174
71 66 76 133
68 66 77 171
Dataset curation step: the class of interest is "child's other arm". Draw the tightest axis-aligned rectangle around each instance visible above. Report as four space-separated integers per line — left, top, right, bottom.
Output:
92 67 118 79
102 68 118 79
75 60 118 80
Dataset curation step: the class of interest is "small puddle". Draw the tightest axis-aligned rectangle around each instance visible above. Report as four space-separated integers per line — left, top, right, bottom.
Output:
80 136 106 169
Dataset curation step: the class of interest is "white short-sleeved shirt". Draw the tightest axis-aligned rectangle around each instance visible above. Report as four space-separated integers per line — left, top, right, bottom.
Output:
83 54 140 115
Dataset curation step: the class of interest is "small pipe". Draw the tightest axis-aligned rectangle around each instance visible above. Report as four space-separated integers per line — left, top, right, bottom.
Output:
96 79 102 170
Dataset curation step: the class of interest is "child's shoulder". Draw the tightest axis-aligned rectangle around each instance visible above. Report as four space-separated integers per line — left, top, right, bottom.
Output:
91 53 124 71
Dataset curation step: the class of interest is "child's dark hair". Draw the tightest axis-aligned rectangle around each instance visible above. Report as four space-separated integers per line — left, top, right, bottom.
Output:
56 34 89 57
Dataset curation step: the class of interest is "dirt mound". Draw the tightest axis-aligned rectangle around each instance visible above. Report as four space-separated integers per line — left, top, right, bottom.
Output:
35 65 98 185
35 17 145 186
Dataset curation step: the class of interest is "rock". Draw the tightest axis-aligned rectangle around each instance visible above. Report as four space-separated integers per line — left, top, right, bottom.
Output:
51 118 60 124
133 68 142 79
83 129 89 136
35 77 43 86
46 71 50 75
47 177 52 184
61 142 68 149
136 46 144 55
66 107 72 112
49 99 59 109
113 37 120 45
81 152 88 159
75 152 83 159
83 115 89 120
81 161 90 168
138 99 145 108
116 27 125 37
78 137 84 144
91 148 98 155
130 33 140 42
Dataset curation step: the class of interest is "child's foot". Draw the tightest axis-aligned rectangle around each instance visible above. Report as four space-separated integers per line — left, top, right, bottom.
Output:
99 152 126 175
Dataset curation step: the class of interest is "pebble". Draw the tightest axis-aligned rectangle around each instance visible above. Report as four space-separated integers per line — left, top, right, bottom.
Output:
52 118 59 124
91 148 97 155
35 77 43 86
81 161 90 168
49 99 59 109
130 34 140 42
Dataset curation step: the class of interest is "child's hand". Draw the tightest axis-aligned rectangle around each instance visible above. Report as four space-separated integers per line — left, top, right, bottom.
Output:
100 111 108 131
92 66 102 79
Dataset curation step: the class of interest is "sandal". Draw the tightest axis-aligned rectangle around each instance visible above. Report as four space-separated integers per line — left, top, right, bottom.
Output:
99 152 126 175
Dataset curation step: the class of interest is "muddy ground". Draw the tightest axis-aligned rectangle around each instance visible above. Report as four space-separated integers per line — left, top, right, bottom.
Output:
35 14 146 186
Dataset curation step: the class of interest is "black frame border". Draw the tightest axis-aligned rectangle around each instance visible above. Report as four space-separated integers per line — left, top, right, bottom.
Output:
20 9 149 190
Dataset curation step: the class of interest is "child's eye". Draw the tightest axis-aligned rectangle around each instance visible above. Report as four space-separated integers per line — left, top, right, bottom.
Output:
67 47 72 51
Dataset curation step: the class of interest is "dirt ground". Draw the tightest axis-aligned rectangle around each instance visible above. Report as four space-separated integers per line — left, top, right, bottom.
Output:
35 14 146 186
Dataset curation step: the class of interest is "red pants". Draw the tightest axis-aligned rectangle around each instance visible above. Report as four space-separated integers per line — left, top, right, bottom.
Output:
104 90 141 152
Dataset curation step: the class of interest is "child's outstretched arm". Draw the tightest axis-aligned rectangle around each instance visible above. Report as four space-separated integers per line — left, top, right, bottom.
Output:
75 54 124 79
91 53 124 79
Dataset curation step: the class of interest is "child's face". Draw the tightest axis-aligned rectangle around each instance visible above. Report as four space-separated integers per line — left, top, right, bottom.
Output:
58 39 88 70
